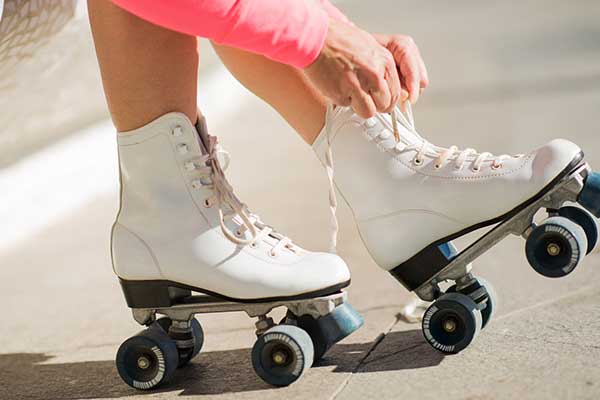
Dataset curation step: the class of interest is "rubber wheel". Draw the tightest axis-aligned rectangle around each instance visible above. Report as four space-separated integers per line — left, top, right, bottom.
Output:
525 216 587 278
284 303 364 361
558 206 598 254
251 324 314 386
116 324 179 390
156 317 204 367
445 277 497 330
422 292 482 354
476 277 497 330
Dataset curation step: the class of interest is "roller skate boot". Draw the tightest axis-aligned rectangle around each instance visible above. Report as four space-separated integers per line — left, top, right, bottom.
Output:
313 104 599 354
112 112 363 389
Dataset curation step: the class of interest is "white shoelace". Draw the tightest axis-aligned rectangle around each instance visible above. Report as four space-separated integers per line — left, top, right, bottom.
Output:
324 103 513 252
197 135 294 256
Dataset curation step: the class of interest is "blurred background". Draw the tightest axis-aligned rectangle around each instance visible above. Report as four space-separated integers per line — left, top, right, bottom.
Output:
0 1 599 399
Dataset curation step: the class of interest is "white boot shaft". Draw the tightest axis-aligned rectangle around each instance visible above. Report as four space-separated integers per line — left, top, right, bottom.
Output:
112 112 350 301
313 105 583 270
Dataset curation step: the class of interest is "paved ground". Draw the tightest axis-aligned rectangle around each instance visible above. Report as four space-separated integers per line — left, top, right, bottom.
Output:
1 1 599 399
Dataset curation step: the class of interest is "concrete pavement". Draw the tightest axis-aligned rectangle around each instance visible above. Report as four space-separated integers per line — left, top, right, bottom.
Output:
1 0 599 399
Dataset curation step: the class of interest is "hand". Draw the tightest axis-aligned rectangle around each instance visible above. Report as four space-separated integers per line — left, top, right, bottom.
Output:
372 34 429 105
304 18 401 118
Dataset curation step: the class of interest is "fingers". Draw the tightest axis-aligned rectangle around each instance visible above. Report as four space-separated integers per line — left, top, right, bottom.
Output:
347 74 376 118
418 53 429 89
400 51 422 105
357 52 397 114
382 54 402 113
388 35 429 105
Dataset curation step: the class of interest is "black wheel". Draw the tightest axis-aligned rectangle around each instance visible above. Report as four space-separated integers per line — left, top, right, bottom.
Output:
116 324 179 390
156 317 204 367
558 206 598 254
284 303 364 361
251 324 314 386
444 277 497 330
422 292 482 354
525 216 587 278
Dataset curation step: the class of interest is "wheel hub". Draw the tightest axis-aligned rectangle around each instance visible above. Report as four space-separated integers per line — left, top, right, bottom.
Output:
442 318 457 333
547 243 561 256
272 350 289 365
137 356 151 370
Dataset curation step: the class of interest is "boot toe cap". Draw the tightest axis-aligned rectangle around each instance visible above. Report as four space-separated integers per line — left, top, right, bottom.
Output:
532 139 582 184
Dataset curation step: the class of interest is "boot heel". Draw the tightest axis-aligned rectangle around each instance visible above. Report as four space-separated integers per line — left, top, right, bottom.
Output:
119 279 191 308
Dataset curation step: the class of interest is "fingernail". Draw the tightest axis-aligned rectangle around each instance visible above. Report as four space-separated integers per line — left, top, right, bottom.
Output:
411 93 419 105
401 89 410 101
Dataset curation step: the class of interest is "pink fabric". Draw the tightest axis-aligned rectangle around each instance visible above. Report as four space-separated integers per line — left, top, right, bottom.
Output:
111 0 349 69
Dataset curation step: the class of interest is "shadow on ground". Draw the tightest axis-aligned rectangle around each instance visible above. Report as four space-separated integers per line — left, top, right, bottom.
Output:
0 330 444 399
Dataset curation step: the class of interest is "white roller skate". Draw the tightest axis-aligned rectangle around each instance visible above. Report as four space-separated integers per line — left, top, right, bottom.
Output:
313 104 600 354
112 112 363 389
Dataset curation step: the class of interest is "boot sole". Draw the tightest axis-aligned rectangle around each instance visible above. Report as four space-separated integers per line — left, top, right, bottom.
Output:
119 278 351 309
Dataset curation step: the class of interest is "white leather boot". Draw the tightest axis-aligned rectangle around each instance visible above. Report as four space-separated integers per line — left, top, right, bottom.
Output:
112 112 350 305
312 104 583 291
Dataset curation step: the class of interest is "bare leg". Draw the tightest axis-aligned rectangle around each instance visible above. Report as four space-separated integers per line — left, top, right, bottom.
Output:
213 44 327 145
88 0 198 131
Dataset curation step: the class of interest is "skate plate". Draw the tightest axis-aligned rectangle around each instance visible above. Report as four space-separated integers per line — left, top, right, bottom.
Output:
116 288 363 390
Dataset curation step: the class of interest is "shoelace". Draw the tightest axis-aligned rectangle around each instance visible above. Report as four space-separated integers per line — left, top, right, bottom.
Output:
198 135 293 255
324 103 513 252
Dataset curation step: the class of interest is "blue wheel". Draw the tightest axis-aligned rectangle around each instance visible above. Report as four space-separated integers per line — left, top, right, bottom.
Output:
558 206 598 254
422 292 482 354
526 216 587 278
156 317 204 367
285 303 364 361
476 278 497 330
252 324 314 386
579 171 600 218
116 324 179 390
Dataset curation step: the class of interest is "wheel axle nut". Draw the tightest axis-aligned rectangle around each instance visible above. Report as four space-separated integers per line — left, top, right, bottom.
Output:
443 319 457 333
272 351 288 365
137 356 151 370
547 243 561 256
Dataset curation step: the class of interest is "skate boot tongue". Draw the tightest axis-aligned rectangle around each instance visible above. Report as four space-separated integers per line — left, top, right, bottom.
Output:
193 115 295 252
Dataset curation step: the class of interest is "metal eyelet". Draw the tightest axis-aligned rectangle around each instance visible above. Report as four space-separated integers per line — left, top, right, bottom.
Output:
378 130 391 140
434 164 442 169
172 126 183 137
491 164 502 170
413 158 424 166
177 144 189 155
364 118 377 128
269 250 278 258
203 198 211 208
249 242 258 249
471 166 481 173
191 180 202 189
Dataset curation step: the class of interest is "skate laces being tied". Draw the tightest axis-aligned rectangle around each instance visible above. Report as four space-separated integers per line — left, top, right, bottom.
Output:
324 103 514 252
196 134 294 256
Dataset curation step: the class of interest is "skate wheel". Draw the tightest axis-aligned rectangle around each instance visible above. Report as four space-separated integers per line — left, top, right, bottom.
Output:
116 324 179 390
156 317 204 367
558 206 598 254
578 171 600 218
476 277 497 330
445 278 497 330
285 303 364 361
422 292 482 354
526 216 587 278
251 324 314 386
